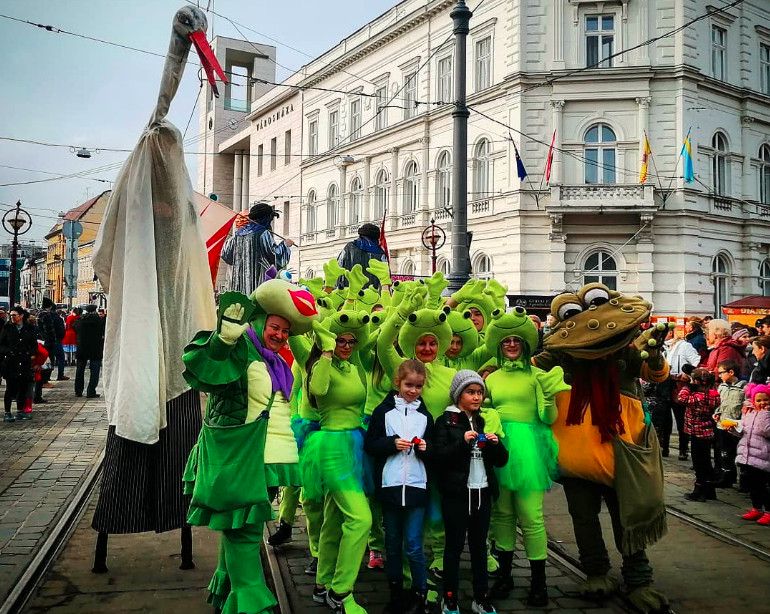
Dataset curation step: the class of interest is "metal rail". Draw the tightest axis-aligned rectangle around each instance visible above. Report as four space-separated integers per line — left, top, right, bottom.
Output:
262 528 291 614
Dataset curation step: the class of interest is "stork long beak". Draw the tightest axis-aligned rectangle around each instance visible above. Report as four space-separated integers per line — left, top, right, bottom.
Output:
189 30 228 97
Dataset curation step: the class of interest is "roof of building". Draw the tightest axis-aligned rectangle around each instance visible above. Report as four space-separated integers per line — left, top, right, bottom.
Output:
45 190 111 238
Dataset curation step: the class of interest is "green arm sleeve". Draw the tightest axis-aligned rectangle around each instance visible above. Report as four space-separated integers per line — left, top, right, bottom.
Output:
182 330 250 393
288 334 313 367
309 355 333 398
463 344 495 371
534 367 571 425
376 311 407 375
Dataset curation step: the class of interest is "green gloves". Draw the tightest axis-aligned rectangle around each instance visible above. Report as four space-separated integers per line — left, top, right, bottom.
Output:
312 319 336 352
323 259 347 289
425 271 448 308
300 277 325 299
219 303 249 345
397 285 427 319
366 259 392 287
345 264 368 300
450 279 485 305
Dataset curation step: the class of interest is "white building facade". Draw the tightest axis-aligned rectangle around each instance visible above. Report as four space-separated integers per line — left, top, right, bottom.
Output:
199 0 770 317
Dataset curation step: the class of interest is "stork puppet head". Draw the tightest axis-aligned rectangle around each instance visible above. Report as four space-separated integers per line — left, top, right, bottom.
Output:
175 5 228 97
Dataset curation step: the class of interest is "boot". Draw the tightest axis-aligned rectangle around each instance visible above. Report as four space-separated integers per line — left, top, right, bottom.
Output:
267 520 293 546
703 483 717 500
411 590 430 614
526 559 548 607
386 580 403 613
489 549 514 598
684 483 706 502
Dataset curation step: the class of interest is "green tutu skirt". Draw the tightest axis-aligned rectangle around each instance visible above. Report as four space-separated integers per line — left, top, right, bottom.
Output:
497 420 559 492
300 428 373 501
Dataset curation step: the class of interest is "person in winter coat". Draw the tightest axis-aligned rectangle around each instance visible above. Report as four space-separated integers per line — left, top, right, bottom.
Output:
336 223 388 289
677 368 721 502
713 360 746 487
433 370 509 614
665 327 702 461
685 318 708 360
736 384 770 525
73 305 106 398
0 306 38 422
365 359 433 614
62 307 81 365
704 319 746 378
37 297 67 381
664 327 701 375
749 336 770 386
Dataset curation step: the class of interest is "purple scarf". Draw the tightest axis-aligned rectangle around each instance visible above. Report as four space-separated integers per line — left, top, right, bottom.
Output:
246 325 294 400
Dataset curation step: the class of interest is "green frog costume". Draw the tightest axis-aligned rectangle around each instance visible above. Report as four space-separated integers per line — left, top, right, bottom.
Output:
182 280 319 614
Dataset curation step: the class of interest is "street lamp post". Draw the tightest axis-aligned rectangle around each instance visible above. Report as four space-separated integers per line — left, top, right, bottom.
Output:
2 201 32 306
447 0 473 293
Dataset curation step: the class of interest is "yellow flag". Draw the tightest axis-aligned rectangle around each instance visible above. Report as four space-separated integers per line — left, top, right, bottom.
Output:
639 134 652 183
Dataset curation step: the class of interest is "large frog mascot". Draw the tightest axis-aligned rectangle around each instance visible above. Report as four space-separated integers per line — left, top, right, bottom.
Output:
532 283 672 614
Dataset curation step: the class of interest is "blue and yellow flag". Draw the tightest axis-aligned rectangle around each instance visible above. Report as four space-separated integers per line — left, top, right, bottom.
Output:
513 141 528 181
680 133 695 183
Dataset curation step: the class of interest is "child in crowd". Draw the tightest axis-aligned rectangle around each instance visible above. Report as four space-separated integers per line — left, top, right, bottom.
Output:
713 360 746 487
433 370 508 614
365 359 433 614
736 384 770 525
677 368 720 502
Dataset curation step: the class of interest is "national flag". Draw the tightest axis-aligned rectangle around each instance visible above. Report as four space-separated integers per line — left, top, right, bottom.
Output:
379 208 390 262
639 133 652 183
544 130 556 184
194 192 238 285
680 133 695 183
513 140 528 181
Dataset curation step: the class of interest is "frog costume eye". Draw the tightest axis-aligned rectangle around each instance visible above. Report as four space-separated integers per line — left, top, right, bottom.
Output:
557 302 583 320
578 283 612 308
550 293 582 321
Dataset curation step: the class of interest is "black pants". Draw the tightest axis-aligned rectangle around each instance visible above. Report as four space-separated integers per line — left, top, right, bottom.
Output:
691 438 714 485
4 377 30 414
715 430 738 480
671 403 689 454
740 465 770 510
74 358 101 397
650 404 673 453
442 488 491 598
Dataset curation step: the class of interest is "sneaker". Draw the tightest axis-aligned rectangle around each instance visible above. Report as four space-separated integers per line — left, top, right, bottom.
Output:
471 597 497 613
742 508 764 521
678 451 688 461
442 592 460 614
326 590 343 611
3 413 15 423
56 376 70 381
267 520 293 546
312 586 327 604
86 393 101 399
367 550 384 569
757 512 770 526
304 557 318 576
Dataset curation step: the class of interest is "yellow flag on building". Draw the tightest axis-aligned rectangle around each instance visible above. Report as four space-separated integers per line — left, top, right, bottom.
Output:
639 133 652 183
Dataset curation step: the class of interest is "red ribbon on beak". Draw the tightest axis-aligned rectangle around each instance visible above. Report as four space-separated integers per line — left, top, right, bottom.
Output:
189 30 228 97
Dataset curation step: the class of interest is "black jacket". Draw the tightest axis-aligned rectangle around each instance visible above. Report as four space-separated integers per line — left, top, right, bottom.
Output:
74 313 106 360
433 407 508 500
365 391 434 507
337 238 388 289
38 309 64 346
0 322 37 381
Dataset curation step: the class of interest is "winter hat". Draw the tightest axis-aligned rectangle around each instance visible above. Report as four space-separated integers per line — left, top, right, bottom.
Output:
450 369 486 404
358 223 380 242
249 201 279 223
750 384 770 403
42 297 55 309
732 328 749 342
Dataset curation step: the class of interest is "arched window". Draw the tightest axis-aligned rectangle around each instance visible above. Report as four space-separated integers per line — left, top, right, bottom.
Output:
350 177 362 226
305 190 316 232
374 169 389 220
403 161 419 213
712 253 730 316
760 259 770 296
712 132 728 196
759 144 770 205
583 250 618 290
438 257 451 276
472 252 492 279
584 123 616 184
473 139 490 197
304 268 315 280
401 260 416 278
436 151 451 212
327 184 339 230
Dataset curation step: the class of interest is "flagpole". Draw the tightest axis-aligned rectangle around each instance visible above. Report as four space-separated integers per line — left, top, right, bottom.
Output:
664 126 690 195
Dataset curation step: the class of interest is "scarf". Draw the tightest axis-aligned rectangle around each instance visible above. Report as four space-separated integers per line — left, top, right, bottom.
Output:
246 324 293 400
394 395 421 413
566 358 624 443
353 237 384 256
235 221 269 237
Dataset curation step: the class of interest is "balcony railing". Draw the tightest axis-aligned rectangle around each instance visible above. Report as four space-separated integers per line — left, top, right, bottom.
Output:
560 185 644 201
401 214 416 227
550 184 655 213
470 199 491 214
434 209 451 221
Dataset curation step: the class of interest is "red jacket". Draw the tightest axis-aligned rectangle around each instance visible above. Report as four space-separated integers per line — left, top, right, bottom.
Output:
62 314 79 346
705 338 746 377
678 386 720 439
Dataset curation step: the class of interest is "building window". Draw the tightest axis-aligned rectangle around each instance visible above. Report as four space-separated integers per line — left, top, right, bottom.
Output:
711 25 726 81
472 252 492 279
583 251 618 290
584 123 617 184
375 85 388 131
284 130 291 165
305 268 315 280
760 144 770 205
374 170 389 220
270 137 277 171
762 44 770 95
438 56 453 103
306 190 316 233
761 259 770 296
473 139 490 197
438 258 451 276
436 151 451 212
327 184 339 230
586 15 614 68
712 131 728 196
474 37 492 91
401 260 416 278
712 253 730 316
350 98 362 141
404 72 417 120
282 200 290 236
308 119 318 156
350 177 363 226
328 109 339 149
257 143 264 176
403 161 419 214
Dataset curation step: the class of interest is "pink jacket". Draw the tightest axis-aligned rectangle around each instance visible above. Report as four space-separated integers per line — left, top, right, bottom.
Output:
736 409 770 472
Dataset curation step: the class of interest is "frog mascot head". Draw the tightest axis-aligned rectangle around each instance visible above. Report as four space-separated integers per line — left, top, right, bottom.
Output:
398 306 452 364
485 306 539 365
445 310 480 360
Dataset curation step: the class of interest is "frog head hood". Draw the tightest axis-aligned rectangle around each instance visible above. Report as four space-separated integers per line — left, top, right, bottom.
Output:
368 307 390 331
446 310 480 359
391 279 422 308
544 283 650 359
249 279 319 336
485 307 538 362
354 287 381 313
457 293 496 332
398 306 452 359
326 310 370 339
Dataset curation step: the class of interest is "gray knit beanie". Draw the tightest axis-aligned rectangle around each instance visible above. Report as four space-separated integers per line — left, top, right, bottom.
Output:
450 369 486 404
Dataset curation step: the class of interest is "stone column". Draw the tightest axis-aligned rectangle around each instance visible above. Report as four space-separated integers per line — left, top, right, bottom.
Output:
363 157 372 222
636 97 651 183
548 213 567 292
338 164 347 232
550 101 565 185
636 213 655 298
241 152 250 211
390 147 399 229
552 0 565 69
233 150 243 212
421 135 430 222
